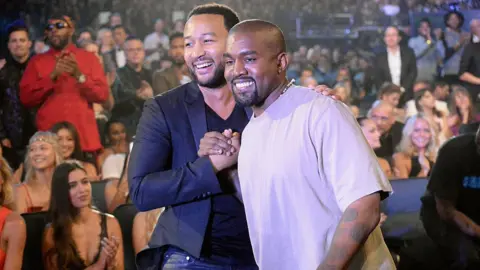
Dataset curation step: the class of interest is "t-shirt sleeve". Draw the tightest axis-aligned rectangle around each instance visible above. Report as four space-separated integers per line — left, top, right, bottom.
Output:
312 99 393 211
427 142 461 202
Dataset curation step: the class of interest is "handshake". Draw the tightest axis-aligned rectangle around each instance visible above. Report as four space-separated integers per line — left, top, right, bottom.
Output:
198 129 241 173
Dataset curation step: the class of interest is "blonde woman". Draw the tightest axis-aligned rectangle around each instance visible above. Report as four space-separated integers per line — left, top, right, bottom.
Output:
0 157 26 269
14 132 63 214
393 115 438 179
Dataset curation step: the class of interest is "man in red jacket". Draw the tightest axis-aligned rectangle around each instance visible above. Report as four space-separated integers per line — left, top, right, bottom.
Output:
20 15 108 155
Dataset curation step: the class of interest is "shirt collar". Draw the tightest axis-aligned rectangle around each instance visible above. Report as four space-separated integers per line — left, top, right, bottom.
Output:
48 43 77 55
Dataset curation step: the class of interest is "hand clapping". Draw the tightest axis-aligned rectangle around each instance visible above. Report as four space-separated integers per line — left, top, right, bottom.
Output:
52 52 81 80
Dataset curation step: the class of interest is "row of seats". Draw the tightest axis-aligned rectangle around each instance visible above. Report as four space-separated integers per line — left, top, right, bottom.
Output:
21 204 138 270
19 178 431 270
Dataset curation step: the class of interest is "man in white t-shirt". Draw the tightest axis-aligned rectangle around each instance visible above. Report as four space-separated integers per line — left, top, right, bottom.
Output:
222 20 396 270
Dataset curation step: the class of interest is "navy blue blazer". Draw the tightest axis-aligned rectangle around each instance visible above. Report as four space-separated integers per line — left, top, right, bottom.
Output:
128 82 252 268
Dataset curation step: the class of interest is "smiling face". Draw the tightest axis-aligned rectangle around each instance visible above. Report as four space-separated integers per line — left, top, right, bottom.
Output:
411 118 432 149
224 30 286 107
183 14 229 89
360 118 381 149
28 141 56 170
68 169 91 209
56 128 75 159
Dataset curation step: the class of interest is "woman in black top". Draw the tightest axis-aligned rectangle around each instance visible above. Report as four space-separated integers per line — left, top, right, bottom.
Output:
42 162 124 270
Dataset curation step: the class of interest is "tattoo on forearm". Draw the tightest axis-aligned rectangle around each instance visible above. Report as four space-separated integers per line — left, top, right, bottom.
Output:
350 223 369 243
342 208 358 222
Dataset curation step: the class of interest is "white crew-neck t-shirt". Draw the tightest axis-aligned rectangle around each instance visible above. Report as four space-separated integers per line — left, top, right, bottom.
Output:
238 86 395 270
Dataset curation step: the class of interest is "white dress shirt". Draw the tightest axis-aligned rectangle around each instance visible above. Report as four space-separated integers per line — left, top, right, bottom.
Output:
115 47 126 68
387 48 402 87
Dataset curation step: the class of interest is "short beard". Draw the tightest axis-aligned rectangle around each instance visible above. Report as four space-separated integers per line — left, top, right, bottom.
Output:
233 83 265 108
49 37 69 50
188 63 226 89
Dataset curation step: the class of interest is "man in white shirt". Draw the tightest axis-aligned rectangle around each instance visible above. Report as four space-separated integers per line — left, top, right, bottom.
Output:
112 25 128 68
221 19 395 270
375 26 417 107
144 18 170 65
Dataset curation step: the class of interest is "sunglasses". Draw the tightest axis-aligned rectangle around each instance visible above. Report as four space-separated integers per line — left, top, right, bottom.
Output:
45 22 69 31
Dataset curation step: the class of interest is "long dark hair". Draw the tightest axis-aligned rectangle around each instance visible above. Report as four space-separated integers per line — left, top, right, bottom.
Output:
45 162 87 269
415 88 442 118
51 122 86 161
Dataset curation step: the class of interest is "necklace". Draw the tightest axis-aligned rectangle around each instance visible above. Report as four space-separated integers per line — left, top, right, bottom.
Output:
281 79 295 94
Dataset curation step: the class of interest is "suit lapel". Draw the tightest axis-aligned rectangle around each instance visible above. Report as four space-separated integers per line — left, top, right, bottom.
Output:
383 51 392 82
185 83 208 151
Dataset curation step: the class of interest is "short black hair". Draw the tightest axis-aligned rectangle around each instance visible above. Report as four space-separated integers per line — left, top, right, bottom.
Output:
112 24 126 32
169 32 183 44
419 18 431 28
444 11 464 29
187 3 240 31
434 81 449 88
125 35 142 43
6 20 29 41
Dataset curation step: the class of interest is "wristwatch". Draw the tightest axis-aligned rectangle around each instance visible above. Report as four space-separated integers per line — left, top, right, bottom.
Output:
77 73 86 83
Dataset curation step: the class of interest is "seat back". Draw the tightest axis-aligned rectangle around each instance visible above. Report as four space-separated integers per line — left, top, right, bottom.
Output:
91 180 109 213
381 178 429 241
113 204 138 270
21 211 49 270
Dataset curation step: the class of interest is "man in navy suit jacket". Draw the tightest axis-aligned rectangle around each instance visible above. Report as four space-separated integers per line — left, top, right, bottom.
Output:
128 4 258 269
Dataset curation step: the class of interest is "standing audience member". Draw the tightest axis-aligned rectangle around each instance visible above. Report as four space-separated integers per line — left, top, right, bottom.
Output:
97 28 115 55
42 162 124 270
14 131 63 214
358 117 393 178
408 18 441 82
0 157 26 269
0 23 36 170
438 11 470 85
448 85 480 136
144 18 169 67
20 14 109 158
393 115 437 179
433 81 450 102
375 26 417 105
111 25 128 68
459 19 480 102
111 36 153 137
152 32 191 95
420 125 480 269
50 122 98 179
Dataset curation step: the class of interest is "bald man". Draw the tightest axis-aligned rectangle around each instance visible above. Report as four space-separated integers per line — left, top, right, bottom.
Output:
223 19 395 270
369 101 404 160
459 19 480 101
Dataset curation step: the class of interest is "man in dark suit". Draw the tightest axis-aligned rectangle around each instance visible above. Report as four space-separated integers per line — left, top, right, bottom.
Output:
374 26 417 106
128 4 258 269
152 32 191 95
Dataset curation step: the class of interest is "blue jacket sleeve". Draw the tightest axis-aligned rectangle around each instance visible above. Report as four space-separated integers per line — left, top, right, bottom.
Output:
128 98 222 211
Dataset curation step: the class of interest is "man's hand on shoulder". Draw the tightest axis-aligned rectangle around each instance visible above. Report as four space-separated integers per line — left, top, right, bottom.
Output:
311 85 340 100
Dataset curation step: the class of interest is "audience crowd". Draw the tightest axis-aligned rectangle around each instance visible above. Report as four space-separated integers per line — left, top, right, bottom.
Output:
0 0 479 269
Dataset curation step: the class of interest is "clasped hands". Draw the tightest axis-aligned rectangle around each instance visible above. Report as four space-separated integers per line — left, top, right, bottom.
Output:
51 51 81 81
198 129 241 173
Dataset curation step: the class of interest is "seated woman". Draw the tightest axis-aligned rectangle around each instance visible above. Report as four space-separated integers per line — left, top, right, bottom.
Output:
334 83 359 117
14 131 63 214
104 153 130 214
415 88 451 146
42 162 124 270
357 117 393 178
97 120 128 172
0 157 26 269
375 82 405 122
50 122 98 180
447 85 480 136
132 208 164 255
393 115 438 179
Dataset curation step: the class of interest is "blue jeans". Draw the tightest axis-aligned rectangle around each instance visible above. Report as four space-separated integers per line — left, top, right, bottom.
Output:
160 247 258 270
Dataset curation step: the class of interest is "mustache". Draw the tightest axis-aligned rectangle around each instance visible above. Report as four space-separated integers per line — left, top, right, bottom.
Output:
231 76 255 85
